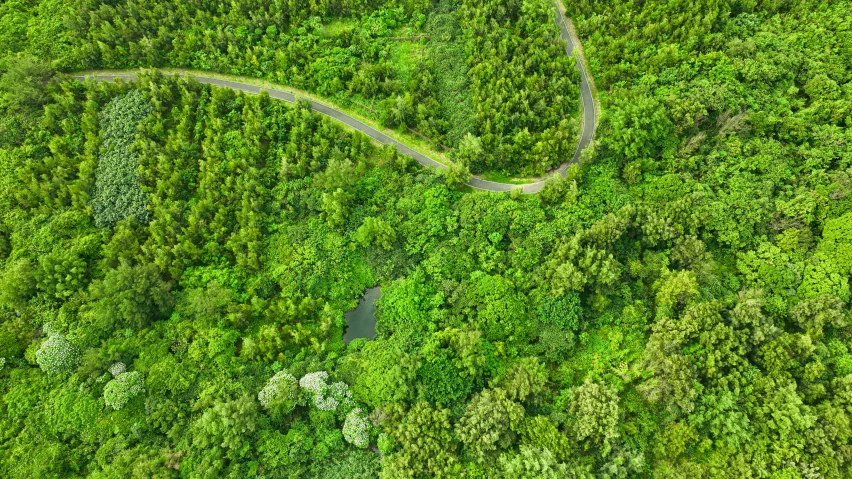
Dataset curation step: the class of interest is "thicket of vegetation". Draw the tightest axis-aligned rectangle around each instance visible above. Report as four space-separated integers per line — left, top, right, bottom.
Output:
460 0 580 174
0 0 851 477
90 89 152 227
0 0 580 176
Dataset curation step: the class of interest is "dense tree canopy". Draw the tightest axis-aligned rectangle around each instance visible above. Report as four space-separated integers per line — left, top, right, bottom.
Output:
0 0 581 177
1 0 852 477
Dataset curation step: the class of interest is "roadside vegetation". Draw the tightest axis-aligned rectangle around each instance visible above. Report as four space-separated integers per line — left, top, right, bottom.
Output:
0 0 581 177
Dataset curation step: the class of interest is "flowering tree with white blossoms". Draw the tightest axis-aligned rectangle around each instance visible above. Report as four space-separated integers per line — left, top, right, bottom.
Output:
299 371 354 412
104 370 145 410
295 371 375 448
343 408 371 448
109 362 126 377
35 331 80 375
299 371 329 396
258 370 299 419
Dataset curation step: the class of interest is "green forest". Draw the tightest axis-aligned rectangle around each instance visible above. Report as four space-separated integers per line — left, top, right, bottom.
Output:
0 0 851 478
0 0 579 176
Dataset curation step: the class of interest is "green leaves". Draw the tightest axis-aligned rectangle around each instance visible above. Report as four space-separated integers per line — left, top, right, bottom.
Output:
535 292 582 331
454 133 483 168
0 258 36 308
817 212 852 276
191 394 259 454
462 0 581 174
463 272 529 342
416 347 473 405
455 387 525 462
3 2 852 474
353 341 416 408
497 445 575 479
566 379 620 456
604 89 673 164
443 161 472 190
382 402 460 478
541 232 621 295
36 250 87 300
83 261 173 334
498 357 547 403
91 90 152 228
354 216 397 250
0 57 55 117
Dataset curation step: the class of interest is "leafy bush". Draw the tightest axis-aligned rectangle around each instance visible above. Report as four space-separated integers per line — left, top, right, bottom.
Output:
603 90 673 164
84 261 173 332
455 387 524 462
497 445 571 479
416 348 472 405
354 217 396 250
308 449 381 479
567 379 620 456
103 370 145 410
37 251 87 300
0 57 55 117
91 90 152 228
0 259 37 308
535 292 582 331
191 394 258 453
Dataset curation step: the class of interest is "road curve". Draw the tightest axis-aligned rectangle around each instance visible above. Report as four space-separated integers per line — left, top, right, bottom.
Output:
73 4 595 194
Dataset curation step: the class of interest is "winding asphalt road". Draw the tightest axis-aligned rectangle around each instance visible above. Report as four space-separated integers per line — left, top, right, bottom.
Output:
74 4 595 194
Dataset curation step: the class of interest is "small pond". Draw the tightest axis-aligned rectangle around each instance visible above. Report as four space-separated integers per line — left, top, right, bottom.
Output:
343 287 381 343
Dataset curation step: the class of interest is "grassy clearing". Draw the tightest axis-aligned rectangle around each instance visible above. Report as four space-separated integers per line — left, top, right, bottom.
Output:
388 40 424 87
479 171 548 184
321 17 359 36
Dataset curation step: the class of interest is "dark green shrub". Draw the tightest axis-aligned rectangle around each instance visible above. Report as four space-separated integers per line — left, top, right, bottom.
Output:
91 90 152 228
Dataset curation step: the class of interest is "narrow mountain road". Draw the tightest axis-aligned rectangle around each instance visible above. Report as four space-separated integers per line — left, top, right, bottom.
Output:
74 4 596 194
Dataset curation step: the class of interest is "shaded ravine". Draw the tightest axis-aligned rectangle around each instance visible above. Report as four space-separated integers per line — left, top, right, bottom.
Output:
73 5 596 194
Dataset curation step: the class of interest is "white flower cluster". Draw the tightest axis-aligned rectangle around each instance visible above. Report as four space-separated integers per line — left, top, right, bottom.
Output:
104 370 146 410
329 381 354 408
314 394 339 412
35 332 81 375
258 370 298 411
342 408 370 448
299 371 329 395
109 362 126 377
298 371 354 412
296 371 373 447
0 357 5 372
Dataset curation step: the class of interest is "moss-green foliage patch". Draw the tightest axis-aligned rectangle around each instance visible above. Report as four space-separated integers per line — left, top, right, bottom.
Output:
91 90 152 228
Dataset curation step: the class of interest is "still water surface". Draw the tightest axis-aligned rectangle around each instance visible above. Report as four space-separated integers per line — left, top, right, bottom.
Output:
343 287 380 343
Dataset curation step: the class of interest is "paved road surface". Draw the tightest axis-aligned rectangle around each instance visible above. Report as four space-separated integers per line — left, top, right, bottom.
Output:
74 4 595 194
